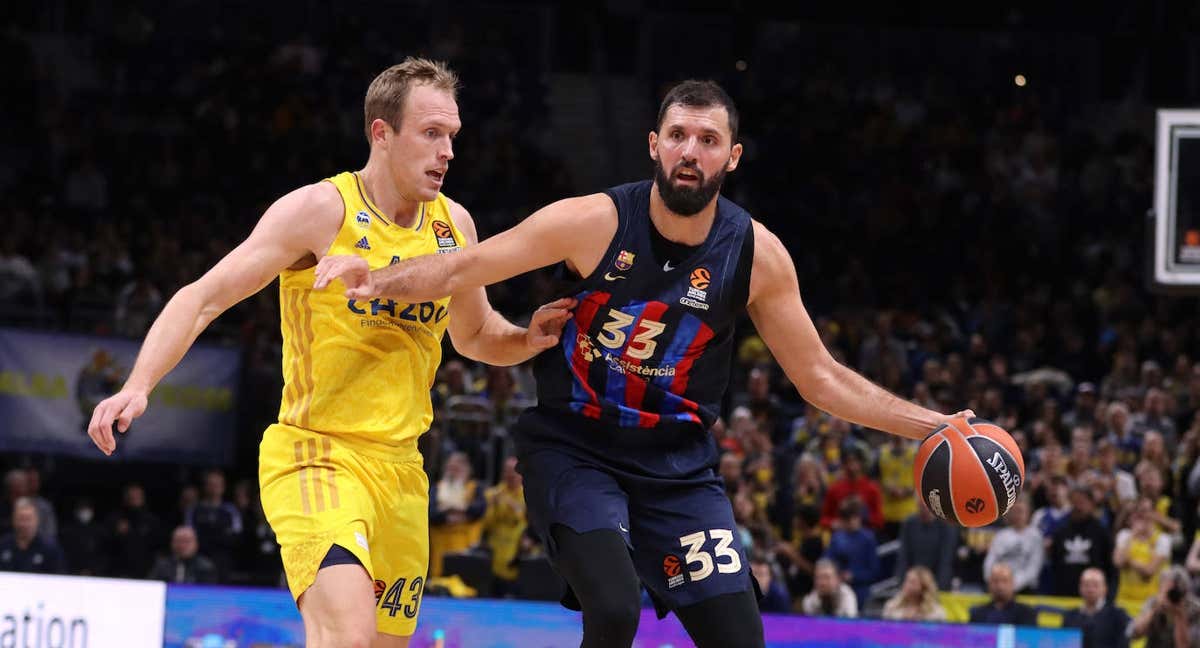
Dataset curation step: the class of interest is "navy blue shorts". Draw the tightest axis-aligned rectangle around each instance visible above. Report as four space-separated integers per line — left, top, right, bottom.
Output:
515 410 753 612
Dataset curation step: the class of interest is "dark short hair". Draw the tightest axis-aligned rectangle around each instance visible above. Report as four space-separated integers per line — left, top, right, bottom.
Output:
843 446 866 464
797 504 821 528
656 80 739 143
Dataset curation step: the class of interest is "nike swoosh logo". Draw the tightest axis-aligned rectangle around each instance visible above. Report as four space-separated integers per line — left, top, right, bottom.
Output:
618 523 629 533
663 261 675 271
603 272 627 281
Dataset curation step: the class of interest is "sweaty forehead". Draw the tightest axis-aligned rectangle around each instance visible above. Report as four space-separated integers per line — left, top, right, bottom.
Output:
661 104 731 137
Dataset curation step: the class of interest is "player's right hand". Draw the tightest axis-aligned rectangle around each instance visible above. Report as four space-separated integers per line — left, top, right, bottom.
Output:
313 255 374 298
87 389 148 456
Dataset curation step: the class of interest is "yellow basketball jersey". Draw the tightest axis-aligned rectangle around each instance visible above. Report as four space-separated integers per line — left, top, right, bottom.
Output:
276 171 465 460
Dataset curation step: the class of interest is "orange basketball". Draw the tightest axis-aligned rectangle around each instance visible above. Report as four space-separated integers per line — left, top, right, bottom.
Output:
913 418 1025 528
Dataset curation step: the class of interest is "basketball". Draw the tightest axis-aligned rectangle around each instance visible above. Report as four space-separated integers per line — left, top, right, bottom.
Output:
914 418 1025 528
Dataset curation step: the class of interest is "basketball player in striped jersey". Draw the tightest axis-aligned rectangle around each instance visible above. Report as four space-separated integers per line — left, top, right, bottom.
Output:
86 58 573 647
319 80 972 646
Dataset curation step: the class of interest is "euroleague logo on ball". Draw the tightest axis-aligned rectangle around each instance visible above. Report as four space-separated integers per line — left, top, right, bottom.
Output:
915 418 1026 527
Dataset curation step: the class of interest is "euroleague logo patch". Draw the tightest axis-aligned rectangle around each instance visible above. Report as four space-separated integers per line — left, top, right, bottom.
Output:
681 267 712 311
432 220 457 248
374 579 387 603
965 497 986 514
663 554 686 589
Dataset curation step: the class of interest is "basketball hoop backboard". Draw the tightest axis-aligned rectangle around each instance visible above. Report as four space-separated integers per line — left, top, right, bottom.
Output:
1152 109 1200 293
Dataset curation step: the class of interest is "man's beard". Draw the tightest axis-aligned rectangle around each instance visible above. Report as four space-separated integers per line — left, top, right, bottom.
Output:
653 157 727 217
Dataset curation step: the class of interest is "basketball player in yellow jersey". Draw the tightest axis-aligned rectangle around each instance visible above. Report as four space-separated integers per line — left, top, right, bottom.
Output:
85 58 573 647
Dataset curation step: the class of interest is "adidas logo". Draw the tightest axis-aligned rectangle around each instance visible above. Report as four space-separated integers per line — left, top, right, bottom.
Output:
355 236 370 250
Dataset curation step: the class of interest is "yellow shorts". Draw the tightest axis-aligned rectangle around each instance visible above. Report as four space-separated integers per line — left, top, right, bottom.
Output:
258 423 429 637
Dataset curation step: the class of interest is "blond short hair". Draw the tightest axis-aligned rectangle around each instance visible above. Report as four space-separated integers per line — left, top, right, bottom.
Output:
363 57 460 142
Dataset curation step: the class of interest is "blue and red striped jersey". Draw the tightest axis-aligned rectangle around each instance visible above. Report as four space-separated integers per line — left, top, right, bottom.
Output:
533 180 755 435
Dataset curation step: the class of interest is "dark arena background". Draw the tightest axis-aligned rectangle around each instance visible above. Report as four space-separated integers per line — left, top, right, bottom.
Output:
2 1 1200 646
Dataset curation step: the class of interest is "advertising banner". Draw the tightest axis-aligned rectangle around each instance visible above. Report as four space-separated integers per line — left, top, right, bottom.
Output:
0 328 240 465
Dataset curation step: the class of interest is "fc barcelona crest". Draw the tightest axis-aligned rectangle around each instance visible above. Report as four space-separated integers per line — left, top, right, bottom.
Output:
615 250 636 271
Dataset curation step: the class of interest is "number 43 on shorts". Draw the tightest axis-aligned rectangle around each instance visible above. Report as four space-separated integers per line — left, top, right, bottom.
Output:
678 529 742 582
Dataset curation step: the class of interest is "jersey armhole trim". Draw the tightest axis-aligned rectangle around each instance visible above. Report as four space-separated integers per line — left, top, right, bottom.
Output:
575 191 626 285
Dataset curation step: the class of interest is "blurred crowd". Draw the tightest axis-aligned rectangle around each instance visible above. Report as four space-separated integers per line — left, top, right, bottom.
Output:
3 3 1200 647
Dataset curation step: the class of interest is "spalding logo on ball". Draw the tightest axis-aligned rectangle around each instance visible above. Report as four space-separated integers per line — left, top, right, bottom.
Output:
914 418 1025 528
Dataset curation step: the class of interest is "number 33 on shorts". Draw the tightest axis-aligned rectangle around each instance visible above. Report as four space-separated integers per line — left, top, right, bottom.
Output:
675 529 742 584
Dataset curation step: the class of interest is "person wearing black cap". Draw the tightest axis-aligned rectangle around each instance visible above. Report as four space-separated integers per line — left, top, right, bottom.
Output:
1063 382 1099 431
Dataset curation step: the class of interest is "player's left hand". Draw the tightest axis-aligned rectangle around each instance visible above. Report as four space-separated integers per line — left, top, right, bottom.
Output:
526 298 576 351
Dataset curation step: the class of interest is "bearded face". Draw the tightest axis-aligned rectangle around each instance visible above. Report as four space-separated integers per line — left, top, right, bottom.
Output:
653 155 728 217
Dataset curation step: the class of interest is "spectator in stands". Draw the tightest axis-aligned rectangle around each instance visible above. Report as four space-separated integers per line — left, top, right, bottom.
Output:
969 563 1037 626
1033 473 1073 526
429 451 486 577
750 551 792 613
105 482 164 579
801 559 858 618
1139 432 1172 488
984 496 1043 593
895 496 957 590
0 238 40 302
824 497 879 607
878 436 917 541
1135 462 1181 537
820 446 883 530
113 274 163 337
59 497 105 575
774 504 825 601
1049 486 1113 597
858 311 908 383
24 467 57 541
719 452 745 496
1064 567 1131 648
882 566 947 622
1114 498 1172 608
481 456 526 595
185 469 243 578
790 453 827 512
1105 402 1140 471
1129 566 1200 648
1062 382 1100 430
148 526 218 584
1133 388 1177 447
1067 426 1098 483
174 484 199 530
735 366 786 443
1095 438 1139 508
0 497 65 574
1185 531 1200 581
0 468 30 536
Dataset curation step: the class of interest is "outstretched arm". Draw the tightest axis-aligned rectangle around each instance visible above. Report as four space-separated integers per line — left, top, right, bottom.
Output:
440 198 575 366
87 183 343 454
314 193 617 302
745 222 961 440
